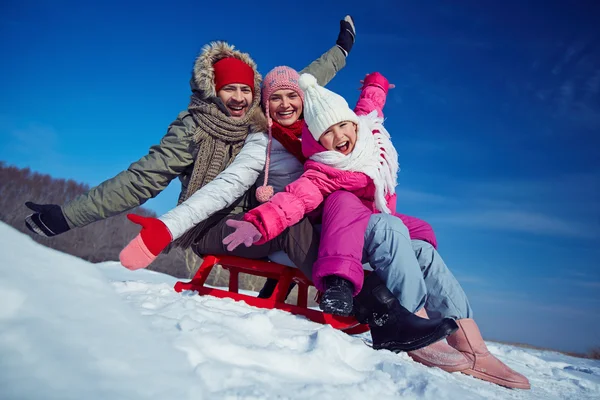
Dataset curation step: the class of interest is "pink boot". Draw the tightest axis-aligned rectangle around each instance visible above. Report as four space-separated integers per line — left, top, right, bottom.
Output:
408 309 471 372
447 318 531 389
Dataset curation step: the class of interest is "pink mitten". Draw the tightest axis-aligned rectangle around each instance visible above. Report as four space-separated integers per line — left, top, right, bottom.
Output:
119 234 158 270
361 72 392 93
222 219 262 251
119 214 172 270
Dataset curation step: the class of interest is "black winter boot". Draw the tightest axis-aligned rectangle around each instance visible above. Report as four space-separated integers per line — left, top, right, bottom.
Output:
319 276 354 316
257 278 296 299
354 273 458 352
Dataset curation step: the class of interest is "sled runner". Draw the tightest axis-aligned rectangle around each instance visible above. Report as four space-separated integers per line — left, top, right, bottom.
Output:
174 255 369 334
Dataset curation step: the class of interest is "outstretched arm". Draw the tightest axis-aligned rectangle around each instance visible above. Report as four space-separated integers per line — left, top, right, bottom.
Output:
63 112 196 228
354 72 393 118
25 112 197 238
119 132 268 270
159 132 268 240
299 15 355 87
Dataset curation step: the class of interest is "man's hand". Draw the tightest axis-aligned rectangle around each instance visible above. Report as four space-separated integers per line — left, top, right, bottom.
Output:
24 202 70 237
336 15 356 57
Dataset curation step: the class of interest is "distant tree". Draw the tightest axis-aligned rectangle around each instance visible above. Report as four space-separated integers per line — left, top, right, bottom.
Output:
0 161 192 278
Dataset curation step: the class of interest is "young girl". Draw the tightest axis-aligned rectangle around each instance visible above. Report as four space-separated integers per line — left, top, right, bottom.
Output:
224 71 400 316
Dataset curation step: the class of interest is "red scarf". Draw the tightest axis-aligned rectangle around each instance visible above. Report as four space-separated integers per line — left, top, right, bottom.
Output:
270 120 306 163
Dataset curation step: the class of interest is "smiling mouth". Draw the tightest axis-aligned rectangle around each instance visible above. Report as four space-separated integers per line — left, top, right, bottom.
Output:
227 104 246 116
336 141 349 153
277 110 295 118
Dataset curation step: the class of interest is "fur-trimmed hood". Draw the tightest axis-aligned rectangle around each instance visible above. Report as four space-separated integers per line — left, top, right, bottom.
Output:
191 41 262 104
190 41 266 133
247 106 269 133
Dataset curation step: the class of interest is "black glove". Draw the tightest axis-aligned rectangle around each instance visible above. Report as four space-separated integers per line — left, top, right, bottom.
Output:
24 202 70 237
336 15 356 57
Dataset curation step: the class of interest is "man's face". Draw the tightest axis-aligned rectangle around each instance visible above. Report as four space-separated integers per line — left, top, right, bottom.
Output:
217 84 253 119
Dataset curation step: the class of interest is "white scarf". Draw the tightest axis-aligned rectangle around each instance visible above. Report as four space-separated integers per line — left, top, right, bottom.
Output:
309 111 399 213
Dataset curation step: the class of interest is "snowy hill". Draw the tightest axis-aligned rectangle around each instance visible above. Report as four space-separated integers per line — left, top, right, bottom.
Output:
0 222 598 400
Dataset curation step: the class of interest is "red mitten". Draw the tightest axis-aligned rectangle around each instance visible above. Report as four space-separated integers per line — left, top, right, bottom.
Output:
119 214 172 270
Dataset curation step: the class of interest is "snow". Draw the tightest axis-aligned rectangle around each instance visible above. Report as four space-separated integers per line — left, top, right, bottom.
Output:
1 222 599 400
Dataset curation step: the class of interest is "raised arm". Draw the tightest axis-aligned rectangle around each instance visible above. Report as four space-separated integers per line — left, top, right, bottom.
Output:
353 72 392 118
299 16 355 87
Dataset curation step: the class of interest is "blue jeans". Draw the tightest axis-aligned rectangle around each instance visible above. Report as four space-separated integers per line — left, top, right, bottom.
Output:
362 213 473 320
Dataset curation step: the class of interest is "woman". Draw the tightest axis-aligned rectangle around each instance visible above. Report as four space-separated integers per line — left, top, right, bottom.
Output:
223 71 402 315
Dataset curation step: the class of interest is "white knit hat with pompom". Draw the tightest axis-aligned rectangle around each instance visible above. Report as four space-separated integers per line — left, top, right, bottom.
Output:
299 73 359 141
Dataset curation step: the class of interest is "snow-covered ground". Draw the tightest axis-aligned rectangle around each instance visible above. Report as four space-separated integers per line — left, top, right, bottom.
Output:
1 222 599 400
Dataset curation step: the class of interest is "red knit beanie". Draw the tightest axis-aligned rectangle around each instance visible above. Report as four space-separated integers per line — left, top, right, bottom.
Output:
213 57 255 93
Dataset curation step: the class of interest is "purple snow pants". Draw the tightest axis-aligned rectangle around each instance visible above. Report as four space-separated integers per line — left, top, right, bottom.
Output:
312 191 438 296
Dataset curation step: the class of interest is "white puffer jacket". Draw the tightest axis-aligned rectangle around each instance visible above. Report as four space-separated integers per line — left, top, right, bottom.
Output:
160 133 303 239
256 136 304 194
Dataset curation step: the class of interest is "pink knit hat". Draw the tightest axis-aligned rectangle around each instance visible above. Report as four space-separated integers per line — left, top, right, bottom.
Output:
262 66 304 114
256 66 304 203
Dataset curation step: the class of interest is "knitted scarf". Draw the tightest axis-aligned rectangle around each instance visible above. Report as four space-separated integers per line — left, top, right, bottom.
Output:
309 111 399 214
172 94 254 249
270 120 306 163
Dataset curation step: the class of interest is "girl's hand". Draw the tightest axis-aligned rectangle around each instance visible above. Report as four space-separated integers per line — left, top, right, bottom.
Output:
222 219 262 251
358 72 395 91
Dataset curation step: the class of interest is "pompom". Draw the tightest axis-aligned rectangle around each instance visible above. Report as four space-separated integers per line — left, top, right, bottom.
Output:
255 185 274 203
299 73 318 91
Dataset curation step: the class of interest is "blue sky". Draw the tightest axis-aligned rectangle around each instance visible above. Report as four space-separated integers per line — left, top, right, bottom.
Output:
1 1 599 353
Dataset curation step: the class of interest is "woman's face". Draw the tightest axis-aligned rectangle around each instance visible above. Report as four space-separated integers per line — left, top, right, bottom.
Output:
318 121 358 155
268 89 303 126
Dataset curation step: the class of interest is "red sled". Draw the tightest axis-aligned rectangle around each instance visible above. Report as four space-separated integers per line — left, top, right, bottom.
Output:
174 254 369 334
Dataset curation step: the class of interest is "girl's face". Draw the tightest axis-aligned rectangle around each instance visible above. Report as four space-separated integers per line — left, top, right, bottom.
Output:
268 89 303 126
318 121 358 155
